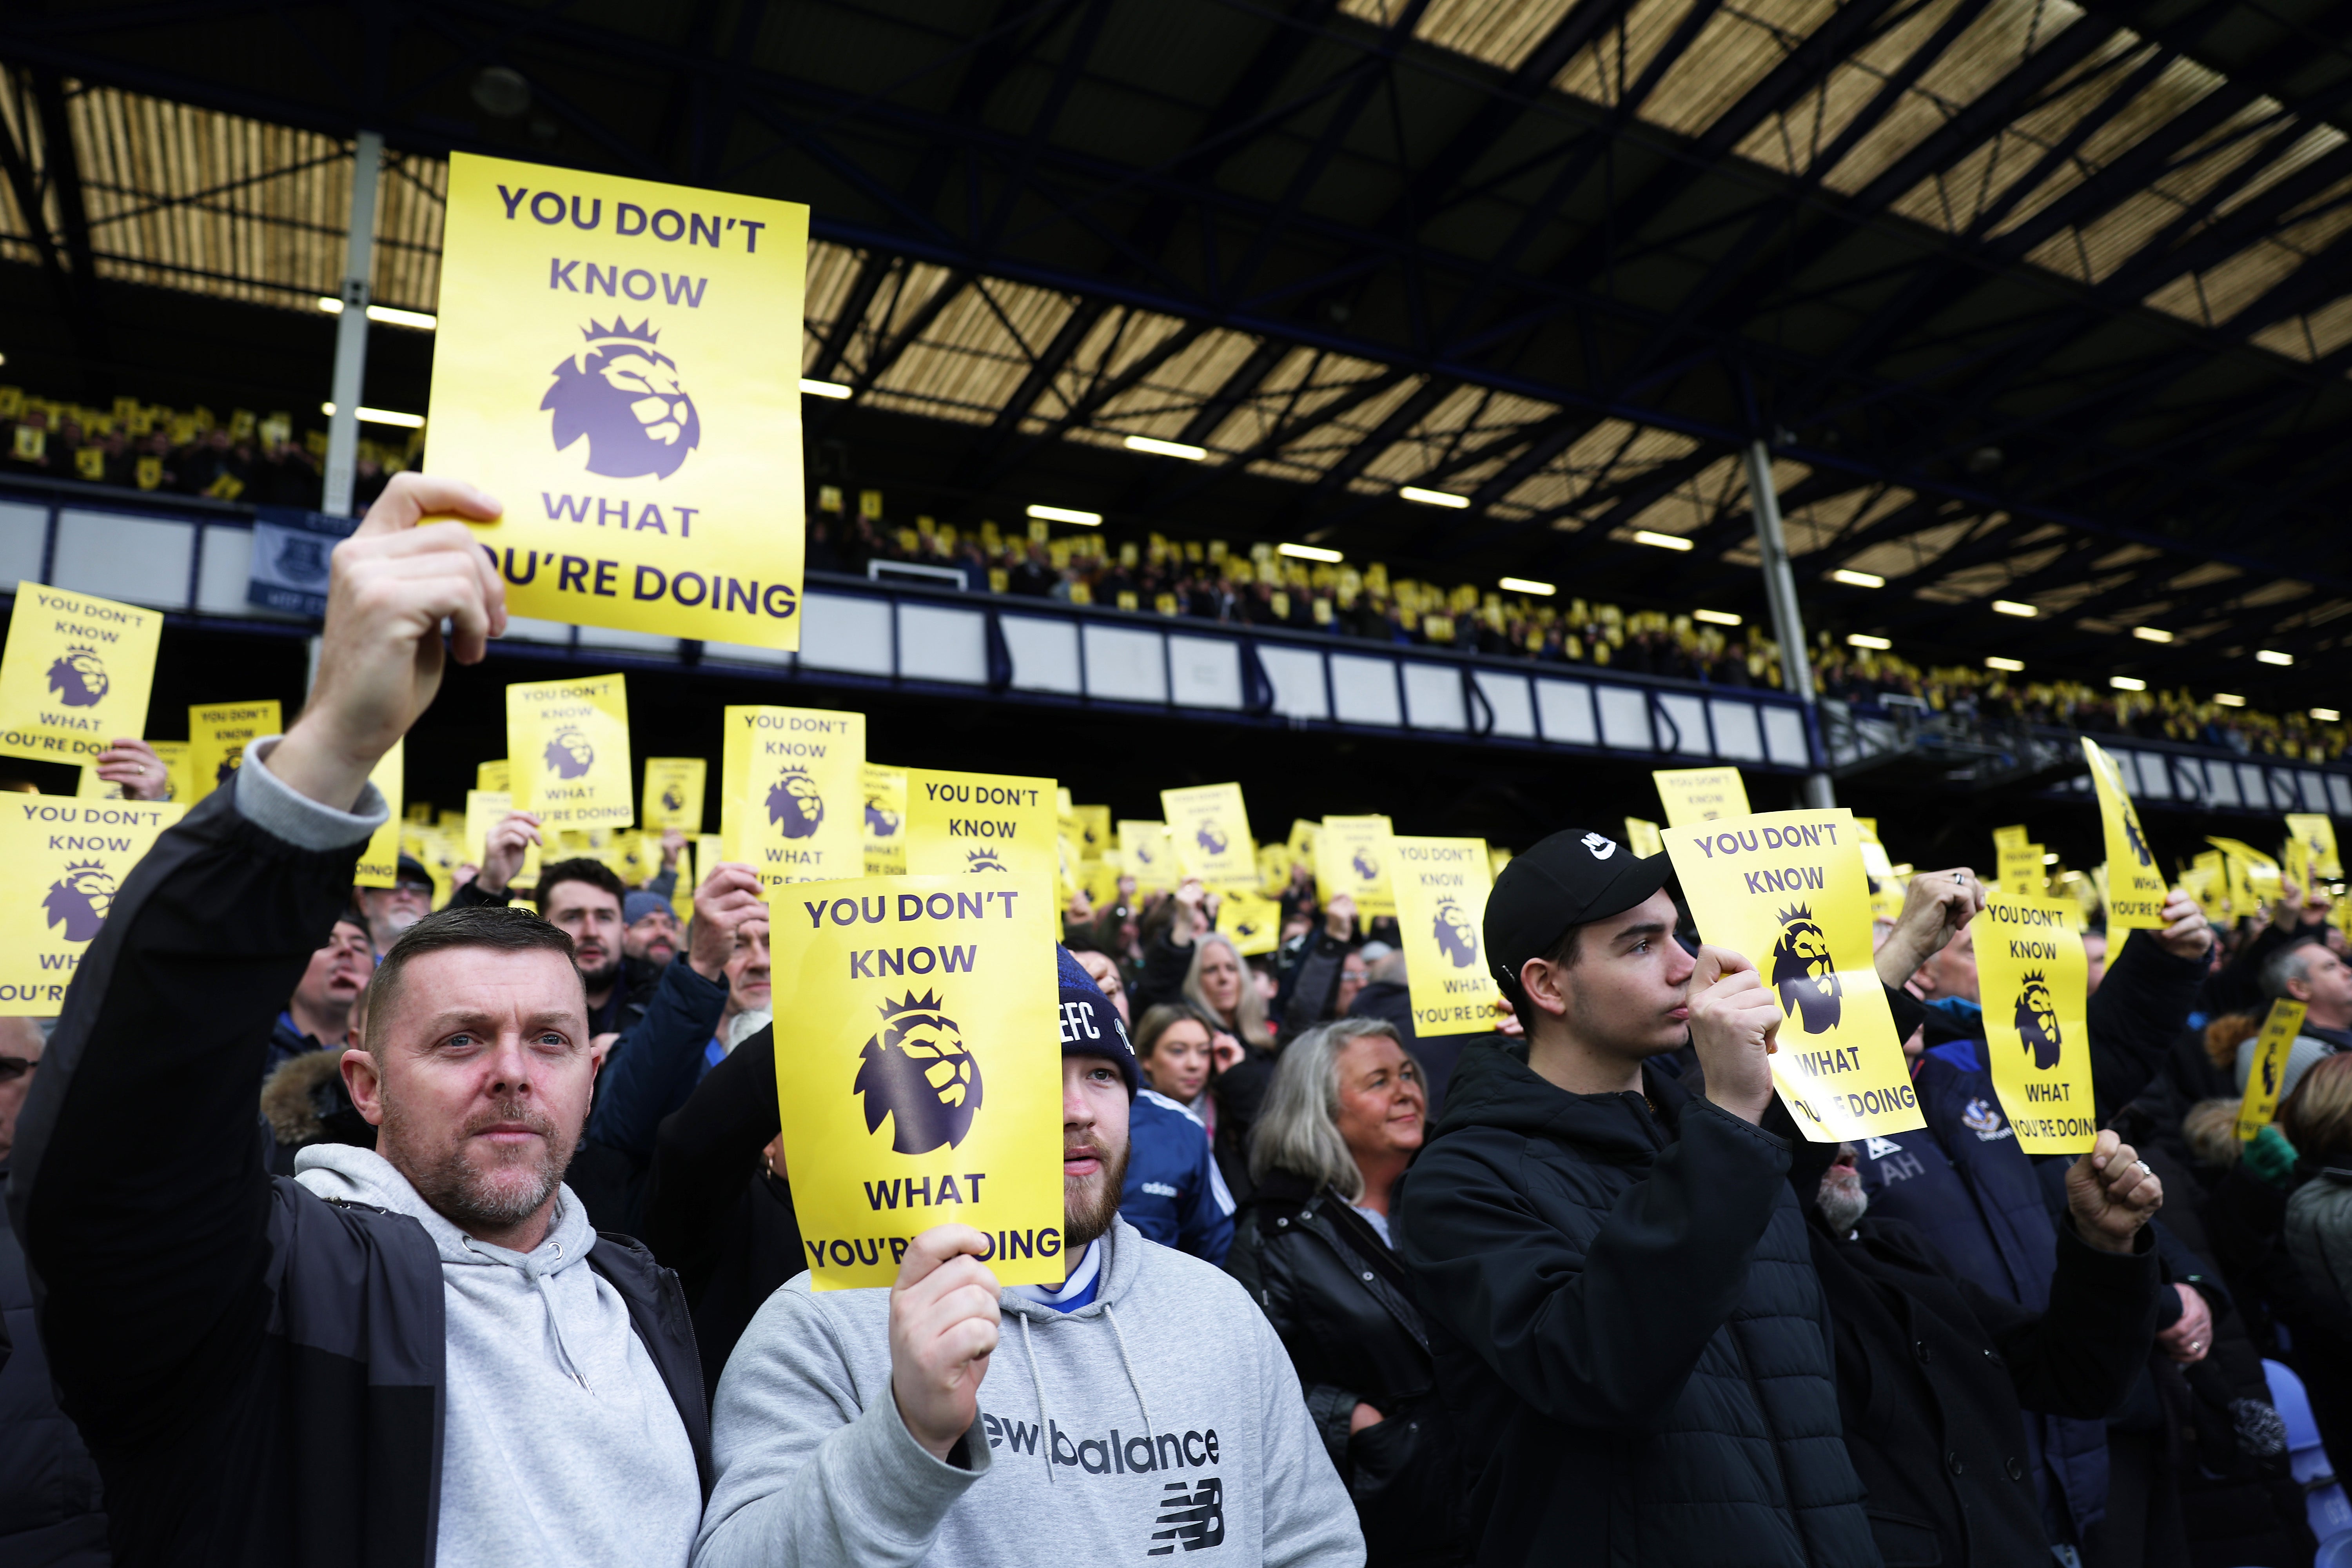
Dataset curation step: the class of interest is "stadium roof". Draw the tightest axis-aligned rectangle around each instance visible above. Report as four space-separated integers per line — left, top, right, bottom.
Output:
2 0 2349 699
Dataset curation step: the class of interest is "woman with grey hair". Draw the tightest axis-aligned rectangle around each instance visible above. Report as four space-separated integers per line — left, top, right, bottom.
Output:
1225 1018 1468 1567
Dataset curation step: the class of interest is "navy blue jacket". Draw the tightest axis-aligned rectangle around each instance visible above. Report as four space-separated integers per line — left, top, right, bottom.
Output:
1121 1091 1234 1265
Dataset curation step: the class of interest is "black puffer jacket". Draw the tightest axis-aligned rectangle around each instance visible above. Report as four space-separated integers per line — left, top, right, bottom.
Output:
1396 1042 1875 1568
1227 1170 1470 1568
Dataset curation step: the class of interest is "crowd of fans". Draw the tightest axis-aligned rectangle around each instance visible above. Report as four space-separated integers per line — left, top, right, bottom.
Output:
5 470 2352 1568
0 390 410 511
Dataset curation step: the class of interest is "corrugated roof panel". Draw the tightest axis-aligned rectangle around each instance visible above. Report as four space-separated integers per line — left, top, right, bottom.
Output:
1204 346 1398 456
1986 53 2224 240
1357 383 1558 485
1839 512 1982 578
1642 0 1844 142
1410 0 1583 73
1098 327 1262 436
1552 0 1714 110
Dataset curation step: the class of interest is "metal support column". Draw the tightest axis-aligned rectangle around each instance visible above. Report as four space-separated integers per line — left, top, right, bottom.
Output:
322 129 382 517
1743 438 1836 808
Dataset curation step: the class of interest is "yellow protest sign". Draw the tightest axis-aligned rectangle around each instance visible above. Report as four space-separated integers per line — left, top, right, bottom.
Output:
425 152 813 649
1217 890 1283 956
189 701 283 800
2237 998 2311 1141
477 759 510 793
1070 804 1112 861
1161 783 1256 890
1663 810 1922 1141
354 740 408 889
2184 854 2227 922
721 704 865 891
76 740 191 804
1623 817 1665 859
2287 813 2342 880
2082 738 2167 929
862 763 907 876
1118 820 1175 892
1996 844 2046 897
1652 767 1750 829
464 789 542 888
0 796 184 1013
1316 815 1397 915
905 768 1057 882
506 675 633 833
0 587 165 770
2208 836 2280 914
1992 824 2029 856
1974 894 2097 1153
1392 836 1502 1037
642 757 706 831
768 874 1062 1289
1285 818 1319 869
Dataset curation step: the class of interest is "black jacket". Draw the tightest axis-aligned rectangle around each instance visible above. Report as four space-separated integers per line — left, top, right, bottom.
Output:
8 783 711 1566
0 1163 108 1566
1227 1170 1470 1568
1396 1042 1875 1568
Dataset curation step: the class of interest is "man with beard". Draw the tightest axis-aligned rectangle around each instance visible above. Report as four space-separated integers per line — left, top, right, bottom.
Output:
533 858 643 1038
354 852 434 958
10 472 710 1566
691 951 1361 1568
624 889 683 969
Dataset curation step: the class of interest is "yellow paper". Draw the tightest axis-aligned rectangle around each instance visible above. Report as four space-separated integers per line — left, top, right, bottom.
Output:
76 740 191 803
1392 836 1503 1037
2082 739 2167 930
0 586 166 769
353 739 408 889
1256 842 1292 895
2287 813 2342 880
721 704 864 892
2183 855 2226 922
642 757 707 831
1285 818 1319 869
464 789 543 889
1071 805 1112 860
1316 815 1397 916
189 701 283 800
905 768 1057 883
862 763 907 876
2209 836 2280 915
478 759 511 793
1975 894 2098 1153
1160 783 1256 890
1652 766 1750 829
1996 845 2046 897
769 873 1062 1289
1217 890 1282 956
1118 820 1175 892
1623 817 1666 859
1663 809 1923 1141
0 795 184 1013
2237 999 2311 1141
507 674 633 833
426 152 812 648
1992 824 2029 855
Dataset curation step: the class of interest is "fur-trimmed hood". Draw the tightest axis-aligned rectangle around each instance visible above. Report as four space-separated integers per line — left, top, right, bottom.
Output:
260 1048 346 1147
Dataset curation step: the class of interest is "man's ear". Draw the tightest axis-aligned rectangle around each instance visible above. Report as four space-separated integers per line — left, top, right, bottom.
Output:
1518 957 1570 1022
341 1047 387 1127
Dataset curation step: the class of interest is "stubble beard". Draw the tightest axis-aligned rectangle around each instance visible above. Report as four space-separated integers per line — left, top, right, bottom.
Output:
1064 1132 1131 1250
384 1090 576 1237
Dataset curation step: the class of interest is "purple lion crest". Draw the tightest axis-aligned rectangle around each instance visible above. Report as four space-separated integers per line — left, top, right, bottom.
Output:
45 861 115 942
965 848 1007 873
768 766 824 839
541 318 701 480
45 647 109 709
1196 823 1229 856
1433 897 1479 968
543 729 595 780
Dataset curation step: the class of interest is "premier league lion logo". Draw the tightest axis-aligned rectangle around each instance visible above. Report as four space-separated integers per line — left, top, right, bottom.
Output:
541 318 701 480
865 797 902 837
45 647 108 709
965 848 1006 873
1770 904 1843 1033
2015 970 2063 1071
44 861 115 942
1433 897 1479 968
543 729 595 780
768 766 824 838
1352 849 1380 881
1196 823 1229 857
2121 803 2154 867
854 990 983 1155
660 782 688 815
216 754 242 787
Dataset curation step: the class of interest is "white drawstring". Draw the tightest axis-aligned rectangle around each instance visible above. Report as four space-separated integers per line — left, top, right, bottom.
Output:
466 1235 593 1394
1102 1300 1156 1438
1017 1313 1053 1484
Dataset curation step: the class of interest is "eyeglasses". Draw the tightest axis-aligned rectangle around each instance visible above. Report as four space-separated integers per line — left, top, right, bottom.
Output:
392 879 434 897
0 1055 33 1082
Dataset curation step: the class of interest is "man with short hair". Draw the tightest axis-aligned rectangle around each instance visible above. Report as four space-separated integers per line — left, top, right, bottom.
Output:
1396 826 1878 1568
691 951 1361 1568
355 853 434 958
533 857 640 1037
264 910 373 1077
625 889 682 968
2238 935 2352 1100
11 473 711 1565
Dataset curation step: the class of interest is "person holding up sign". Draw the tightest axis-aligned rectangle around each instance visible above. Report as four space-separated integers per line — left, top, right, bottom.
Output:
1395 826 1879 1568
2230 938 2352 1103
9 474 714 1566
692 953 1360 1568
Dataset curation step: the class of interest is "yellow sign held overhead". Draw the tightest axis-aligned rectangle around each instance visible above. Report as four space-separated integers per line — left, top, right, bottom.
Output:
477 759 511 793
1623 817 1665 859
1118 820 1175 892
1975 894 2097 1153
353 739 408 889
1069 804 1112 860
1217 890 1283 957
1652 767 1750 829
76 740 191 804
768 874 1063 1290
0 796 183 1014
508 675 634 832
465 789 541 888
1992 824 2030 855
2286 813 2342 880
1161 783 1256 890
641 757 706 831
1316 815 1397 916
1996 844 2046 897
425 152 813 649
1663 809 1923 1141
2237 998 2311 1142
190 701 283 800
720 704 864 892
862 763 907 877
0 586 166 770
1391 836 1502 1038
905 768 1057 884
2082 738 2168 929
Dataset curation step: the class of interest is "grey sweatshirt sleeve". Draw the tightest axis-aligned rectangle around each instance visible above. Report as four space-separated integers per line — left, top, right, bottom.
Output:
1249 1297 1368 1568
694 1285 992 1568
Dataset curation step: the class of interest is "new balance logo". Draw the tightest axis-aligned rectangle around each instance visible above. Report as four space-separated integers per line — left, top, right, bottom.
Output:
1148 1478 1226 1555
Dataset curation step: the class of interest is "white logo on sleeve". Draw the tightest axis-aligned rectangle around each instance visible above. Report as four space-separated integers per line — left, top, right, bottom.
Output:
1581 833 1617 860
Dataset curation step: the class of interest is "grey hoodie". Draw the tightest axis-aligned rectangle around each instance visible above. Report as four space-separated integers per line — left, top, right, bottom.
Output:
295 1145 702 1566
692 1216 1363 1568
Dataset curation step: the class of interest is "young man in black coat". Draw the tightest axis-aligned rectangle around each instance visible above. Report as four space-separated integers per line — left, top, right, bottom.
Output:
1396 827 1878 1568
9 474 722 1566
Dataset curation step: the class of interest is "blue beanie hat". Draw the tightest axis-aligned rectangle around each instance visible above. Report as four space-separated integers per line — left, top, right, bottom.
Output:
1058 945 1138 1098
622 890 671 925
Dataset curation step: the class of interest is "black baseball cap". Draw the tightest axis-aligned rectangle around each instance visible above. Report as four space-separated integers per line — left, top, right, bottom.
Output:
1483 827 1672 996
